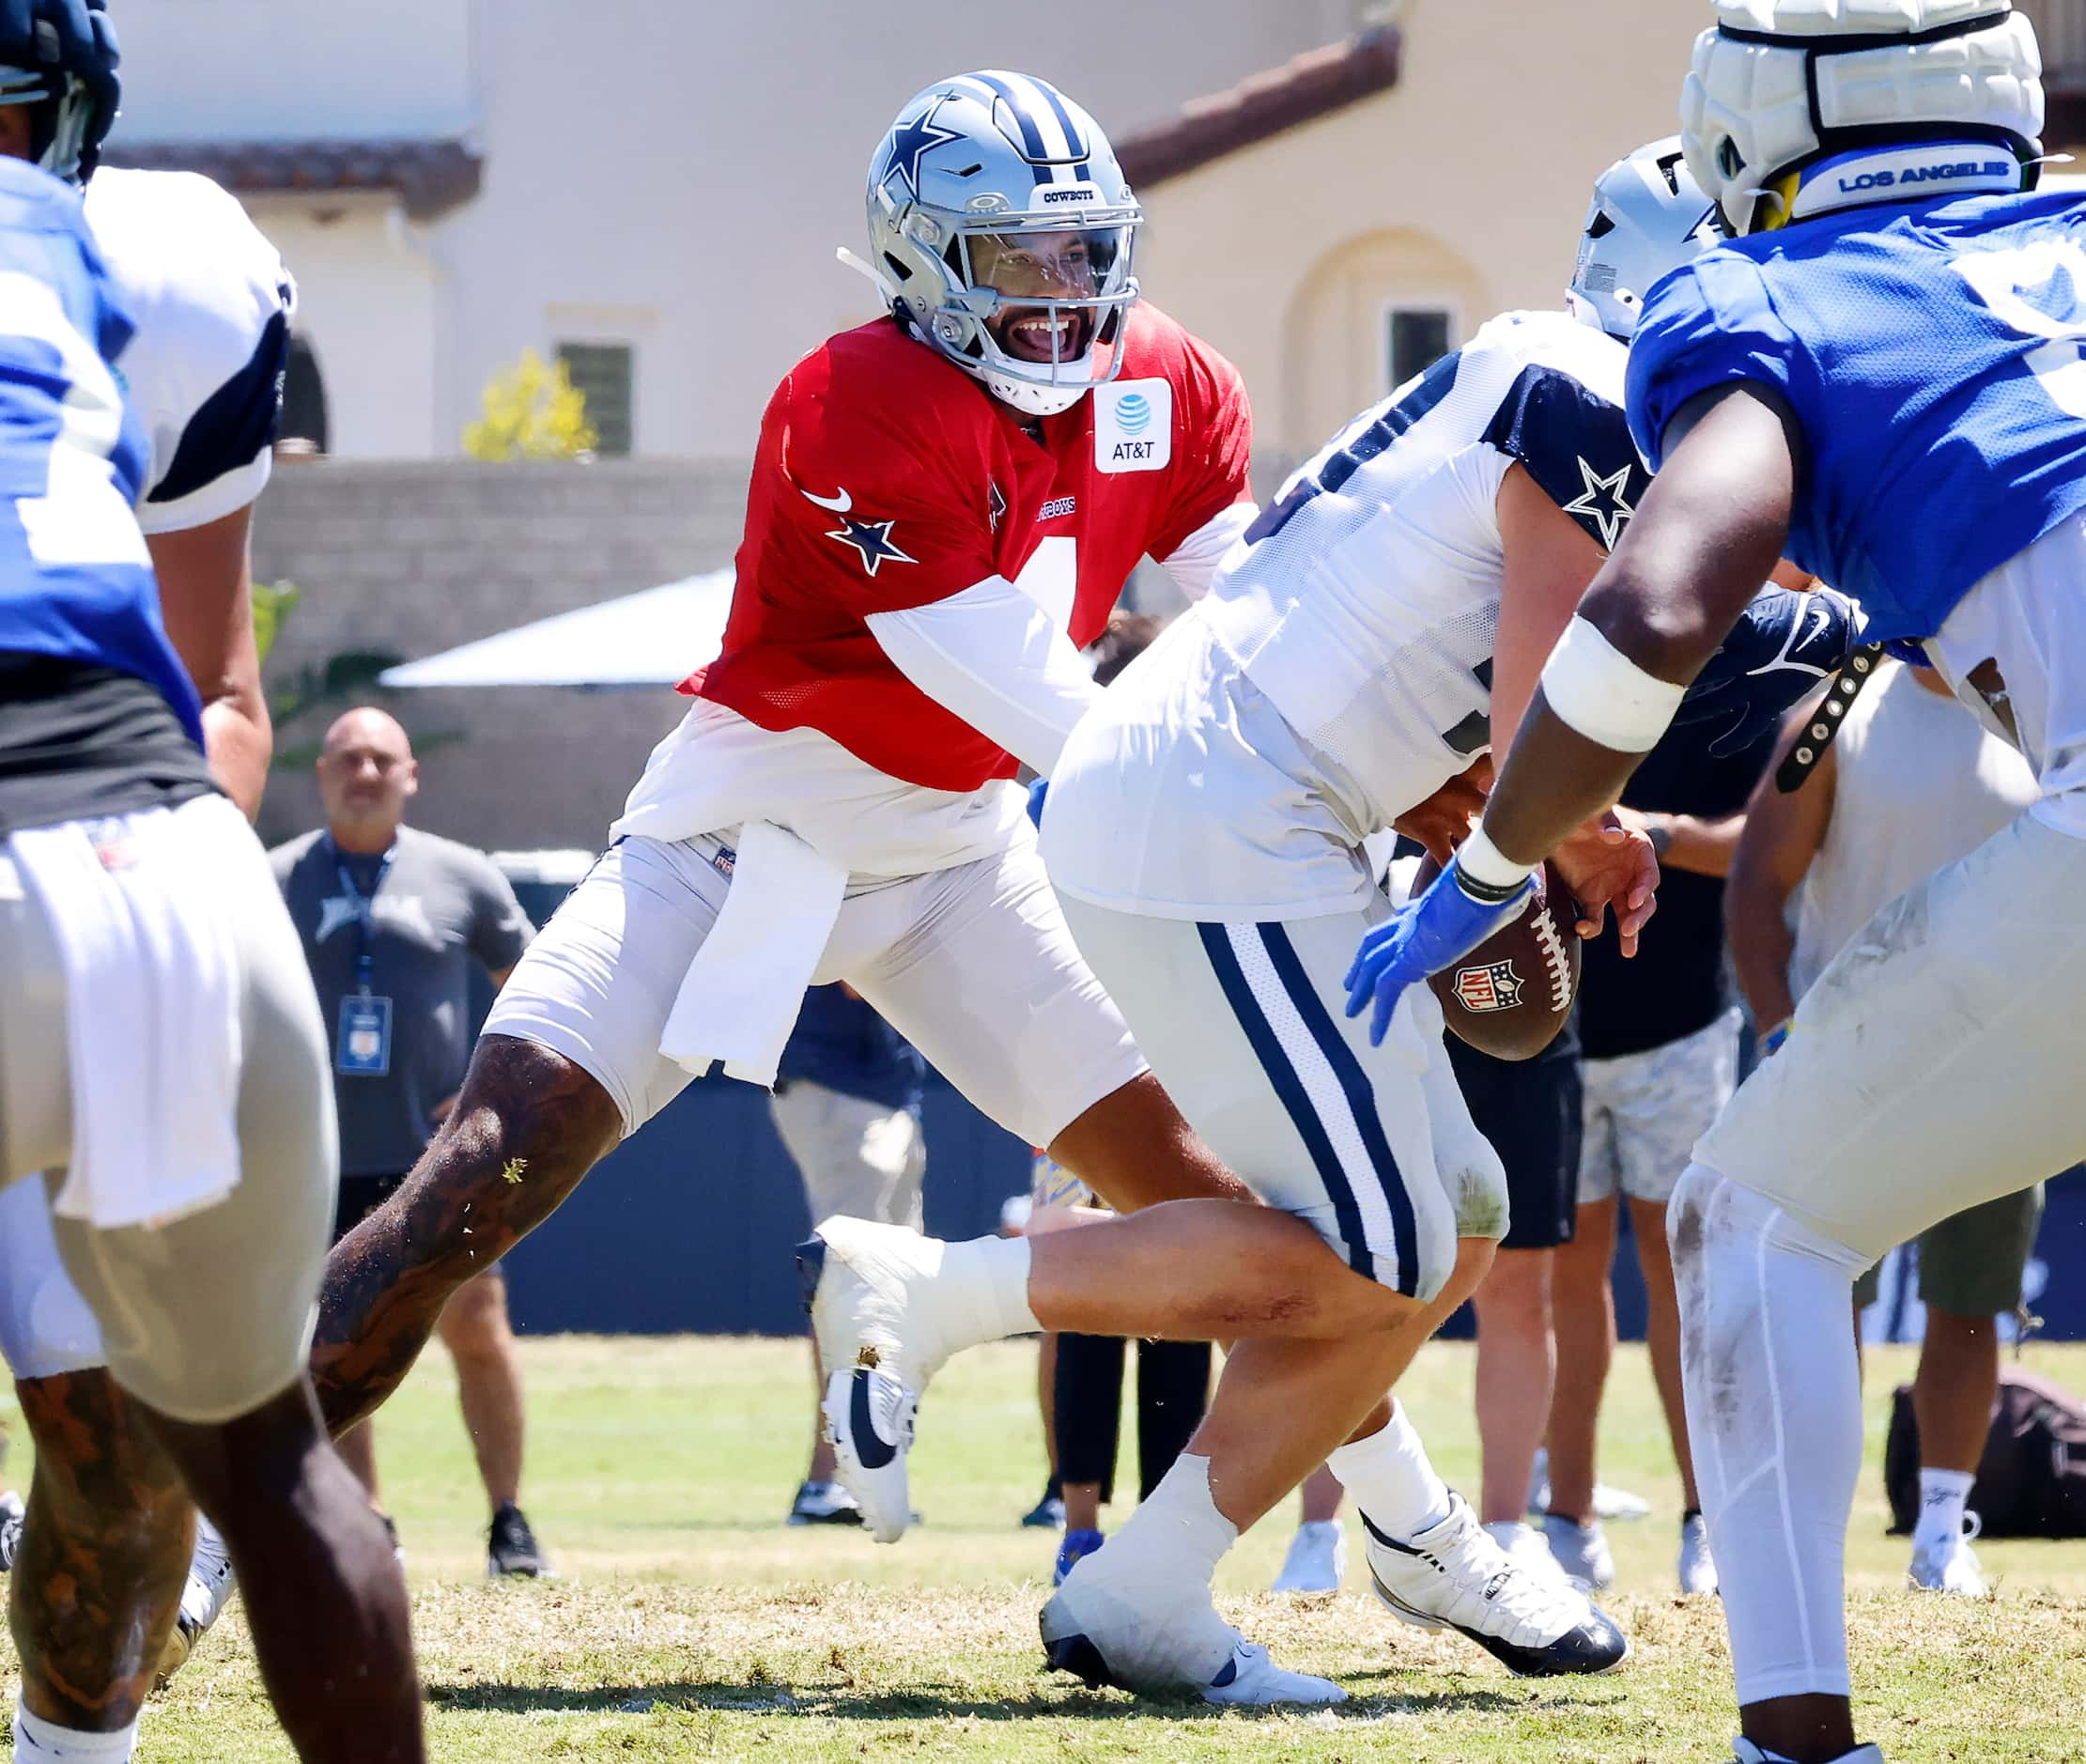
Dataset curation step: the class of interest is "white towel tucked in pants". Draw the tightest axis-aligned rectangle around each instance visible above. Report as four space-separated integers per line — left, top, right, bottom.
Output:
8 799 243 1229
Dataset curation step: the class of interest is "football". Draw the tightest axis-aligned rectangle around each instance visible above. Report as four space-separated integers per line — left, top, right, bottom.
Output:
1412 856 1582 1060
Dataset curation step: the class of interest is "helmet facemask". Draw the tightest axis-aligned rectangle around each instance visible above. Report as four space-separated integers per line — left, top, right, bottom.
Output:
0 0 122 187
866 73 1143 417
919 211 1138 416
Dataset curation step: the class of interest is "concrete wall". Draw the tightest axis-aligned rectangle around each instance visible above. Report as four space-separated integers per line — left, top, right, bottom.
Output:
1135 0 1709 460
251 456 749 854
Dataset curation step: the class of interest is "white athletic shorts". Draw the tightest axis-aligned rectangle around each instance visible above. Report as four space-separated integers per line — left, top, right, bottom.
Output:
1579 1008 1742 1208
1058 896 1508 1306
1696 813 2086 1261
485 825 1143 1153
771 1081 925 1231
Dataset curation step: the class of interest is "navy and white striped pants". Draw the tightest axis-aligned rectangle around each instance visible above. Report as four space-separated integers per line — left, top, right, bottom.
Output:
1059 896 1509 1304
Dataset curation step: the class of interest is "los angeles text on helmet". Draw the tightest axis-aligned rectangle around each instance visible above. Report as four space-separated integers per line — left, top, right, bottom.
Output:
1840 157 2016 194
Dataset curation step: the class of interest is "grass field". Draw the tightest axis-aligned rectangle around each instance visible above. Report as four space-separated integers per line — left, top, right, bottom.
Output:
8 1335 2085 1761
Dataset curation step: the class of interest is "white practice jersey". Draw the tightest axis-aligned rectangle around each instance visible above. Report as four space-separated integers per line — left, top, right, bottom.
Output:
84 168 296 535
1197 309 1648 839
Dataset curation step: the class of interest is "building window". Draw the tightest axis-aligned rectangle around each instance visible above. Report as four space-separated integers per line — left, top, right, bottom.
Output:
556 342 633 456
280 331 329 454
1385 306 1454 394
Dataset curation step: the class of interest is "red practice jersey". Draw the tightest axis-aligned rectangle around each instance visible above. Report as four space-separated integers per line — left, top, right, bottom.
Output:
689 302 1253 792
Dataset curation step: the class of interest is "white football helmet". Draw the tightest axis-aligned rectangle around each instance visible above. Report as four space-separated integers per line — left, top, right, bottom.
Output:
1568 137 1723 339
1682 1 2045 236
866 71 1140 417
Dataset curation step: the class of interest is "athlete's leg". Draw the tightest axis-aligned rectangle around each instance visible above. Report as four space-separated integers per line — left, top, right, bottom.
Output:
311 834 725 1435
24 798 424 1757
0 1198 182 1737
437 1268 526 1512
1473 1250 1555 1526
1675 816 2086 1763
1546 1197 1617 1522
8 1369 187 1737
1630 1195 1699 1509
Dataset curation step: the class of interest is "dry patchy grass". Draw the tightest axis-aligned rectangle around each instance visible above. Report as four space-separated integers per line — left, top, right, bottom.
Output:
1 1336 2082 1759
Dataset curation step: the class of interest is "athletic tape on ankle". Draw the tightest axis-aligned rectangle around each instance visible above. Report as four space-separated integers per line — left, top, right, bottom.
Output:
1539 616 1687 753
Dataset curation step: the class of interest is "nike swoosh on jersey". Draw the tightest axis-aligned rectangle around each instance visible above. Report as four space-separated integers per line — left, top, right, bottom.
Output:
801 485 853 514
848 1367 900 1469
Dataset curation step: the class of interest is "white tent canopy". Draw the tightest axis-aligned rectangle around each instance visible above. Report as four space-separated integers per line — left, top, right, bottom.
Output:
379 569 734 690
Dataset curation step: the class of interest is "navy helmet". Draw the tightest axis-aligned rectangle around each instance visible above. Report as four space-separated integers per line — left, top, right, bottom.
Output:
0 0 119 185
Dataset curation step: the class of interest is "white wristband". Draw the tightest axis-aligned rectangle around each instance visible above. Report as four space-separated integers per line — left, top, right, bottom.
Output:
1455 824 1535 892
1540 616 1687 753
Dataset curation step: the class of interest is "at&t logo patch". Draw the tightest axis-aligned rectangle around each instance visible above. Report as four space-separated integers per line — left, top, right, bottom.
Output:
1452 960 1524 1014
1093 379 1171 472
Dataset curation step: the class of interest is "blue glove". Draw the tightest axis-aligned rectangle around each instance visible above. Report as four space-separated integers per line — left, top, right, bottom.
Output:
1343 855 1535 1046
1027 778 1049 828
1671 585 1858 756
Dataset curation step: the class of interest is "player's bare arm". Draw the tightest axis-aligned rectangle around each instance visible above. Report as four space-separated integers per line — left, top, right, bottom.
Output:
1725 700 1837 1037
1491 458 1661 951
1480 382 1804 870
149 503 271 820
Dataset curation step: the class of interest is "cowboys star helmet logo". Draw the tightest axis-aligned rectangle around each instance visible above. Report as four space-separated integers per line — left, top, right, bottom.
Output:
1561 457 1638 551
878 92 963 202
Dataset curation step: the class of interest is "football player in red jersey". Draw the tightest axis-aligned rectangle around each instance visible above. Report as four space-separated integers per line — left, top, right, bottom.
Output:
308 71 1604 1703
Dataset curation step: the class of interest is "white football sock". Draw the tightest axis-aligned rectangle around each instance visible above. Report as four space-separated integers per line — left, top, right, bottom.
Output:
1912 1466 1975 1553
1670 1163 1870 1707
929 1233 1039 1352
12 1698 136 1762
1326 1399 1452 1540
1049 1453 1239 1686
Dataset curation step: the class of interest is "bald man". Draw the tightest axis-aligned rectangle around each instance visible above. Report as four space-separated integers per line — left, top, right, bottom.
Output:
268 709 549 1578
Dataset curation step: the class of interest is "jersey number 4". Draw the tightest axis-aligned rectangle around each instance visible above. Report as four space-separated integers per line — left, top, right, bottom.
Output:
1955 240 2086 421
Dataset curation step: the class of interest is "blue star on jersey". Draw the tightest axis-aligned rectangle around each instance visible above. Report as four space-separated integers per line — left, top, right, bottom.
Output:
880 93 963 202
1561 456 1637 551
825 513 917 577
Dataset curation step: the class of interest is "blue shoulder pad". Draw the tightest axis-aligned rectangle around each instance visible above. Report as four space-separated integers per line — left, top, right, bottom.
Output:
1626 252 1801 471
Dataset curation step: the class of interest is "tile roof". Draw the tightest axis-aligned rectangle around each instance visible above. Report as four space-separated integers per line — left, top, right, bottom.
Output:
100 137 483 220
1116 26 1402 189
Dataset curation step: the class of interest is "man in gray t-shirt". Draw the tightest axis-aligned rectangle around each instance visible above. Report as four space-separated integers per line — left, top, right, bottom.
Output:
270 706 548 1577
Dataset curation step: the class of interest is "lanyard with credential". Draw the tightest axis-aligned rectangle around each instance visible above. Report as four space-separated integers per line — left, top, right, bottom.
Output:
330 839 397 998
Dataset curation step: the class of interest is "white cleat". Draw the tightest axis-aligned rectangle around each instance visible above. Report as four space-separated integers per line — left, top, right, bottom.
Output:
1482 1519 1569 1584
1365 1493 1629 1677
1908 1513 1987 1597
1041 1591 1344 1705
796 1215 966 1544
156 1517 236 1686
1271 1519 1347 1593
1527 1448 1651 1523
1678 1512 1719 1596
1200 1639 1347 1708
1041 1542 1344 1704
1541 1511 1617 1592
1733 1741 1886 1763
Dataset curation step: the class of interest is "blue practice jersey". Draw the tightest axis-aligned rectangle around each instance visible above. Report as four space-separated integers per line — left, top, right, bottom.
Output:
1629 187 2086 643
0 158 192 742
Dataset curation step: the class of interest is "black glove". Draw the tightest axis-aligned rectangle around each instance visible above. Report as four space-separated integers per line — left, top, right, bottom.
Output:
1671 585 1858 756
